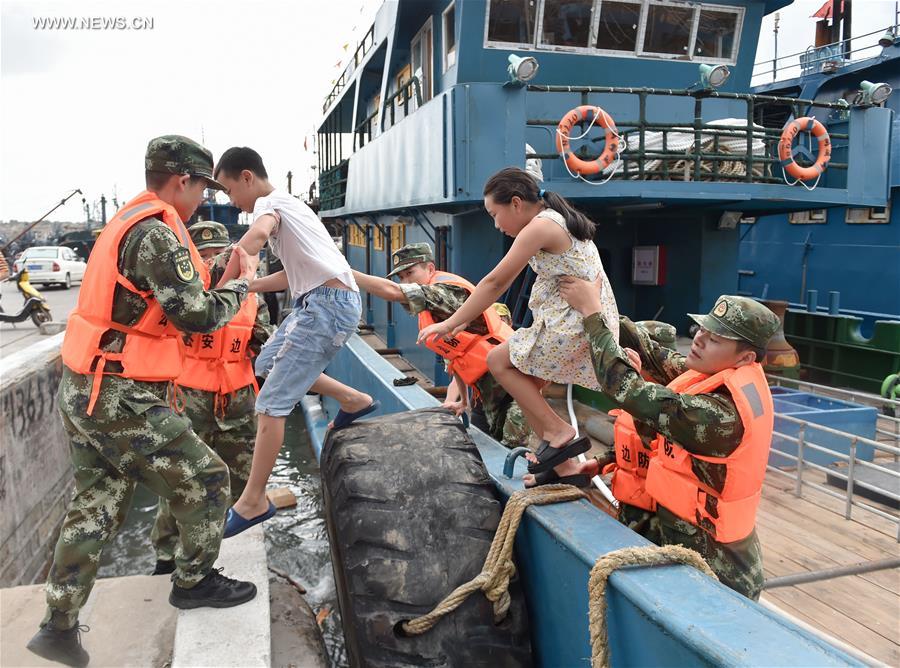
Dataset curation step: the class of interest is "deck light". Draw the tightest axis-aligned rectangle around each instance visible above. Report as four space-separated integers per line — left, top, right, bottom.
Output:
698 63 730 89
859 80 892 106
878 29 896 48
507 54 539 85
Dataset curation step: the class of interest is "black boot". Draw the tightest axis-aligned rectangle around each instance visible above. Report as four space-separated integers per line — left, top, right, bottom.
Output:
169 568 257 609
26 624 90 667
151 559 176 575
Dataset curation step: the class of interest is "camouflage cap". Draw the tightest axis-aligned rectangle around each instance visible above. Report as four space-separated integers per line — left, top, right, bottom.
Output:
145 135 226 191
387 242 434 278
688 296 780 350
189 221 230 250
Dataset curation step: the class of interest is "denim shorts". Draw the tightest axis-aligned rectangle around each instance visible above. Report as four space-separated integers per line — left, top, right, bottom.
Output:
254 286 361 417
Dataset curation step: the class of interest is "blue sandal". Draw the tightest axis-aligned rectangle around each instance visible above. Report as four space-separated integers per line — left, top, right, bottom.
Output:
223 501 276 539
332 400 381 429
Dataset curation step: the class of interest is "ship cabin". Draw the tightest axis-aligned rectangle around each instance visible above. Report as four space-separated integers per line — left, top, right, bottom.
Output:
314 0 894 384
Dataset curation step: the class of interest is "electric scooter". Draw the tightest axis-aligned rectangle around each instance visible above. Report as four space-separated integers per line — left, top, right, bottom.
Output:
0 268 53 326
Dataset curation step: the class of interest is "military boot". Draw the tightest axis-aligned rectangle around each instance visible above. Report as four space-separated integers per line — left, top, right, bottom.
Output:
26 624 90 667
151 559 176 575
169 567 257 609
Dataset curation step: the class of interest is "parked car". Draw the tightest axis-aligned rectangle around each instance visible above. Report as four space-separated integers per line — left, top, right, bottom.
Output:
12 246 86 289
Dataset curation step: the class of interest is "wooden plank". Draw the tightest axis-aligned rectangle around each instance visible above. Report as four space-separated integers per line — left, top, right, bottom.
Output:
761 590 899 668
760 540 897 638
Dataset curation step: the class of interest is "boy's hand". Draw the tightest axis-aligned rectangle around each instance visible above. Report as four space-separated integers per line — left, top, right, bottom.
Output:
558 274 603 316
235 246 259 281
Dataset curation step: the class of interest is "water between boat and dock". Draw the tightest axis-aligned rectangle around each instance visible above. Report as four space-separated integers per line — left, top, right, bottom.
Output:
97 411 348 666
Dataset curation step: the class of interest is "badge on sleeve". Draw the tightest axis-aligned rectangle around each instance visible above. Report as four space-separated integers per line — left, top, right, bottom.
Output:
173 248 196 283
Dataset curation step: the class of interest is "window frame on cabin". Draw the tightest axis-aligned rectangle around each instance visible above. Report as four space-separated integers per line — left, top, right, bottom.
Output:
788 209 828 224
845 202 891 224
411 16 434 103
443 2 457 71
483 0 743 67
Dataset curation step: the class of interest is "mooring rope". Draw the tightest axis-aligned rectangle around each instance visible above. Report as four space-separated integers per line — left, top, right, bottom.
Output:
400 484 586 636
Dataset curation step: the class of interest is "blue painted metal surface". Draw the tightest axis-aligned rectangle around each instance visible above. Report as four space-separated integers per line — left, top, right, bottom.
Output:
770 387 878 467
300 335 863 667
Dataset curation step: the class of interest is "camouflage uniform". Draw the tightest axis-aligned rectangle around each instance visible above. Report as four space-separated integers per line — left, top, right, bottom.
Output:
151 226 273 563
584 297 779 600
390 244 530 447
44 136 250 631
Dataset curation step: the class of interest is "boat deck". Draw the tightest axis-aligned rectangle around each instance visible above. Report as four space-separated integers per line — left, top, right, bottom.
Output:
356 329 900 666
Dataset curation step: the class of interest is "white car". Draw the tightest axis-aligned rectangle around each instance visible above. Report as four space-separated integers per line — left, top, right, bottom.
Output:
13 246 87 289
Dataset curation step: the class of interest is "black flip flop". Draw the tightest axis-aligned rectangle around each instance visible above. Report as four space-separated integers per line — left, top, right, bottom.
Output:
527 436 591 474
524 469 591 489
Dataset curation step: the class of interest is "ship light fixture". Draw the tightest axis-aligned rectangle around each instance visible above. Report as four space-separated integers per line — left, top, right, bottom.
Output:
507 54 539 85
878 29 896 47
859 80 892 106
698 63 730 89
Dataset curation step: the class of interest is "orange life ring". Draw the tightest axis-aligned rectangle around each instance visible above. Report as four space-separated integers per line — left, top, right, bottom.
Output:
556 105 619 176
778 117 831 182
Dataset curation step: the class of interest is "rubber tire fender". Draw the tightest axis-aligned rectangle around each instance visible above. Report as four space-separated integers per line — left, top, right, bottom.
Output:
320 407 532 668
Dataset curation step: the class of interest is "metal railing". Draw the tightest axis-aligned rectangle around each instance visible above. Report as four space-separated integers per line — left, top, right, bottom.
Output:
768 374 900 446
752 24 899 85
381 77 423 132
319 159 349 211
767 413 900 541
323 24 376 114
525 86 851 185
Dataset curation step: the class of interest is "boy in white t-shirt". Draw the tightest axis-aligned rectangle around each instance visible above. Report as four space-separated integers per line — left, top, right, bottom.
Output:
214 147 379 537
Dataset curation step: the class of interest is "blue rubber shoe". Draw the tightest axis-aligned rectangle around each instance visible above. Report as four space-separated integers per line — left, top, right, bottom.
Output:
223 501 276 539
332 400 381 429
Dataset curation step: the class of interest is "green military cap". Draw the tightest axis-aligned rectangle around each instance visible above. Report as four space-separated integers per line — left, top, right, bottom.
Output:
189 221 230 250
635 320 677 350
688 296 780 350
387 242 434 278
145 135 226 191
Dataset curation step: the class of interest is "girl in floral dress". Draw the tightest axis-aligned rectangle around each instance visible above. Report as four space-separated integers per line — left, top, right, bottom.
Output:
418 167 618 480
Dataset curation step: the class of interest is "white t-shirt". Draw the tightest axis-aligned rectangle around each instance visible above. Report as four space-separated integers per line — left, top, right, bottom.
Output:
253 189 357 297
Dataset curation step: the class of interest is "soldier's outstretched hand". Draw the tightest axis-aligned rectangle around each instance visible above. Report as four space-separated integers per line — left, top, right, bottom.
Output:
234 246 259 281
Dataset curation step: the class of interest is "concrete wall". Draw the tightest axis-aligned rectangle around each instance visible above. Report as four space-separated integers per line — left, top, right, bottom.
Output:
0 333 70 587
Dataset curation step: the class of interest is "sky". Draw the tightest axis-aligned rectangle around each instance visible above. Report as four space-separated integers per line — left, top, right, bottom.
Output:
1 0 897 223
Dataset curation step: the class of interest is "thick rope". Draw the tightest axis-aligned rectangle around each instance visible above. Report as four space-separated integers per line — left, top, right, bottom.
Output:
588 545 717 668
400 484 586 636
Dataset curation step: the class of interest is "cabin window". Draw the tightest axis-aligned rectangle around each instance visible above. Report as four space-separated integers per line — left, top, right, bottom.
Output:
373 226 385 251
391 224 406 249
486 0 537 47
443 2 457 70
348 224 367 247
595 0 642 52
846 203 891 224
411 17 434 103
484 1 742 66
789 209 827 224
640 2 694 60
540 0 594 49
694 6 740 61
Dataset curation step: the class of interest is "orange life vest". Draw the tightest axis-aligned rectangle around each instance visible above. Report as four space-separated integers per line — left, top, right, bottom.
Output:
175 295 259 402
644 364 773 543
606 409 658 511
417 271 513 386
60 191 209 415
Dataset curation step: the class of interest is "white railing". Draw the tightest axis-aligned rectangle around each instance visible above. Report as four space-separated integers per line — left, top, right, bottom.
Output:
752 24 899 85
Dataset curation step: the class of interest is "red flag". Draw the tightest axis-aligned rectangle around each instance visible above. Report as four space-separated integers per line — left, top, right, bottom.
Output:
812 0 844 20
304 136 308 151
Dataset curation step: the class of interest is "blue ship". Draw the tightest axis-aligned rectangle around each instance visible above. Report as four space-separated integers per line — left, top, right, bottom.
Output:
300 0 897 665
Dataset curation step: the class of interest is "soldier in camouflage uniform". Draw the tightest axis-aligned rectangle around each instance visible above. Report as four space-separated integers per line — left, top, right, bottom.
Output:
28 137 260 668
554 277 779 600
351 243 532 447
150 221 273 574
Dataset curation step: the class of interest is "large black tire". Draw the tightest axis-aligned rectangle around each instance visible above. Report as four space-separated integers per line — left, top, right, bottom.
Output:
321 407 532 668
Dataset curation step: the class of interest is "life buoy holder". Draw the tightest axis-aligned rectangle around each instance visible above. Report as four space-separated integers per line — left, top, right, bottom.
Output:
556 105 620 176
778 117 831 182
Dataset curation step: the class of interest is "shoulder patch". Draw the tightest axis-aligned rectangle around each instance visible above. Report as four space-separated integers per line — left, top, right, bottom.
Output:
173 247 196 283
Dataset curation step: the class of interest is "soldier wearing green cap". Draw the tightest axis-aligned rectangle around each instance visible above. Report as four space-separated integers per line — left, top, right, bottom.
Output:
551 278 779 601
353 242 531 448
149 221 273 576
27 136 260 667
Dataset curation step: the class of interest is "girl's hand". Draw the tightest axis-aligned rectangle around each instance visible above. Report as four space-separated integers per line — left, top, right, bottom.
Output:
442 399 465 416
417 320 468 344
